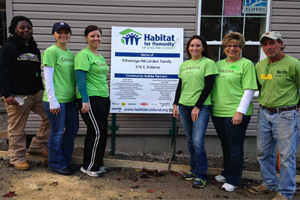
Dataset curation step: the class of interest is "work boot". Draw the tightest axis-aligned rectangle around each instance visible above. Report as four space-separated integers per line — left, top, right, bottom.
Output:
28 150 48 157
14 162 30 171
271 193 288 200
249 184 273 194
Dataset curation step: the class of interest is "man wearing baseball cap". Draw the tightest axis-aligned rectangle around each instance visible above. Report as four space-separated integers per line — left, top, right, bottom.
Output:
249 31 300 200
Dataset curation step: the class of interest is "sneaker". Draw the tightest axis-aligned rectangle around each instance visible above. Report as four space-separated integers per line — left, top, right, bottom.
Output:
221 183 237 192
67 164 78 171
54 167 73 176
249 184 273 195
80 167 103 178
14 162 30 171
99 166 109 173
271 193 288 200
215 175 226 183
192 178 206 188
183 172 195 180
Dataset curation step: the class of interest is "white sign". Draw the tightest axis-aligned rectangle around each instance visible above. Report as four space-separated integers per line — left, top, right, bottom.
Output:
110 27 184 114
242 0 267 14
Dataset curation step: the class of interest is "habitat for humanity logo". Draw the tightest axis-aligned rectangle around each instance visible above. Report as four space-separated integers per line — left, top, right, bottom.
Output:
119 29 142 45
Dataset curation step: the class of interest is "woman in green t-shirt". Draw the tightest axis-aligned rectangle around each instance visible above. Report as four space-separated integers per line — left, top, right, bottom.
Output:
211 32 257 191
74 25 110 178
43 22 79 175
173 35 219 188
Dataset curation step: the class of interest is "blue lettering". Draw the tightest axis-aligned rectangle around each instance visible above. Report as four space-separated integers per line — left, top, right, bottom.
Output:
144 34 175 42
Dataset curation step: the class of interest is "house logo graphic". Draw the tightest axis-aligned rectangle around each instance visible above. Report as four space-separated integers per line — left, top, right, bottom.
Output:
119 28 142 45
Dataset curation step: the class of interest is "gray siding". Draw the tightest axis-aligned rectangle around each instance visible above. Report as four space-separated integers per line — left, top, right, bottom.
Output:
271 0 300 59
0 0 263 138
2 0 198 136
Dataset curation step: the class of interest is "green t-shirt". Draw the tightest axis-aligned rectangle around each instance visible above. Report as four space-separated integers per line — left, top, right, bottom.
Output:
42 45 76 103
74 47 109 98
178 57 219 106
211 58 257 117
256 54 300 108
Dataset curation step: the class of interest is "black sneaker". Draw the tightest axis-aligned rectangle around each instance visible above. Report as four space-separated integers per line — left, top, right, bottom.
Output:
67 164 78 171
192 178 206 188
182 172 195 180
54 167 73 176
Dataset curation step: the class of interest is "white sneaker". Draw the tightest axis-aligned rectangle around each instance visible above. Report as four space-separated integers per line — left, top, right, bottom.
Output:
80 167 103 177
215 175 226 182
221 183 237 192
99 166 110 173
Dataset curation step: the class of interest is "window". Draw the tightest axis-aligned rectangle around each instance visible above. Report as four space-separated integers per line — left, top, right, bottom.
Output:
200 0 268 63
0 0 6 47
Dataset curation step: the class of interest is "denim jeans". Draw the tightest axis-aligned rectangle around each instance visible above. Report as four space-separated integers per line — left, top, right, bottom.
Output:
43 100 79 171
257 106 299 199
179 105 210 180
211 116 251 186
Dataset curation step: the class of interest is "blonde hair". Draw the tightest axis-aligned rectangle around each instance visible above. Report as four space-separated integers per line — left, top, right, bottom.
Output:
222 32 245 49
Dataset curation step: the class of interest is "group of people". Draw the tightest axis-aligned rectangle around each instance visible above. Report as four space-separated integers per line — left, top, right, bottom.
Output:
0 16 110 178
0 15 299 200
173 32 300 200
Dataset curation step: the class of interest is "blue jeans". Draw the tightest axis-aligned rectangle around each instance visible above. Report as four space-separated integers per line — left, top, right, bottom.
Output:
179 105 210 180
43 100 79 171
257 106 299 199
211 116 251 186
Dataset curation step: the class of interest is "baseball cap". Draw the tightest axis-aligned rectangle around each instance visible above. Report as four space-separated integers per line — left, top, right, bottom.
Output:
52 22 71 34
260 31 282 42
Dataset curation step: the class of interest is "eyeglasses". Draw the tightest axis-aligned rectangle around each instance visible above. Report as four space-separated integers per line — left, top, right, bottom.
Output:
225 45 241 49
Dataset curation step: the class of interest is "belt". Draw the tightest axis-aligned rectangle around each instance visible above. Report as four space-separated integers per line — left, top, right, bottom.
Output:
260 104 297 113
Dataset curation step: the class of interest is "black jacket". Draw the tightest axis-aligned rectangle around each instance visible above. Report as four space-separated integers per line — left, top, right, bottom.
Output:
0 36 43 98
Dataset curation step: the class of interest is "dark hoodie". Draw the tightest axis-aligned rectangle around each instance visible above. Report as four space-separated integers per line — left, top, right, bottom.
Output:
0 36 43 98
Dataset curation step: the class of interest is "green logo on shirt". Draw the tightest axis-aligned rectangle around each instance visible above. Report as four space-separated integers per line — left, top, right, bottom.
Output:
94 61 107 67
59 56 74 63
219 69 234 73
276 70 288 77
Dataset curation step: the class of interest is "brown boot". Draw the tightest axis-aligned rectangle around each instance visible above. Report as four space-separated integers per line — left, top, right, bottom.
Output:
14 162 30 171
271 193 288 200
28 150 48 157
249 184 273 195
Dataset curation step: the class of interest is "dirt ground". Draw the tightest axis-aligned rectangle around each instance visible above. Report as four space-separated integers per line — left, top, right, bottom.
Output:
1 143 300 199
1 113 300 199
1 157 299 200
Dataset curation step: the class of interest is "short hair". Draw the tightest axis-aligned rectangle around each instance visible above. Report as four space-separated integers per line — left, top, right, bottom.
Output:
185 35 212 60
84 25 102 37
222 32 245 49
7 16 38 53
8 16 33 35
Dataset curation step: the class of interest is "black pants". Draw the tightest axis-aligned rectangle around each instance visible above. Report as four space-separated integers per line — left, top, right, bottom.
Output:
211 115 251 186
77 96 110 172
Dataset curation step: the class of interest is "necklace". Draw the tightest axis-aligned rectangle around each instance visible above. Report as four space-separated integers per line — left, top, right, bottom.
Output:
265 62 270 76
